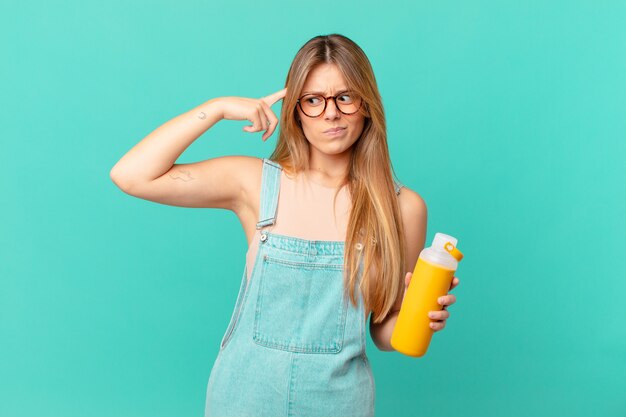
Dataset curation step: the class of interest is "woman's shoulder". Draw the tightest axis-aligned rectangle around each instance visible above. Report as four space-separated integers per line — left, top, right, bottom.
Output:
233 156 286 173
212 155 263 168
397 185 428 282
397 185 428 219
233 155 265 167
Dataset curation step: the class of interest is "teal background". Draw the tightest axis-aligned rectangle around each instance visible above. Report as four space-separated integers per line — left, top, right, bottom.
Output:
1 1 625 416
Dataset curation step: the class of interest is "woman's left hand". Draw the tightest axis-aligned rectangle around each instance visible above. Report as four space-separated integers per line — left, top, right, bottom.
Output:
403 272 460 332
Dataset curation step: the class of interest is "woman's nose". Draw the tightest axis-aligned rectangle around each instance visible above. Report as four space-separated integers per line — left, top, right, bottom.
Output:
324 98 340 119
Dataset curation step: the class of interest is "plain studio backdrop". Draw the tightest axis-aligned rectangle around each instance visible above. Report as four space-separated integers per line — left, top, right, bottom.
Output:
1 1 624 416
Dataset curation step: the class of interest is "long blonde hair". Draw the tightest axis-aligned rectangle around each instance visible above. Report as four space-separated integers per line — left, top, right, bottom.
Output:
270 34 406 324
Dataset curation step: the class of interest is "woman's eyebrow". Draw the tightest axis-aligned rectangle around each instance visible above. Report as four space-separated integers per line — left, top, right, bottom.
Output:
302 88 350 95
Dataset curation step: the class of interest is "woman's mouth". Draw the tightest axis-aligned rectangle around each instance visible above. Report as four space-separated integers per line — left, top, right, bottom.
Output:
324 127 346 135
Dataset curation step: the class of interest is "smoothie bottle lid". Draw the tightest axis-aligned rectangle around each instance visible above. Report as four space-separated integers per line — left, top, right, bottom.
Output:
432 233 464 261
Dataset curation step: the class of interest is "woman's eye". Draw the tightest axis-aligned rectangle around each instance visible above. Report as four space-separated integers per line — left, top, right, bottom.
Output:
306 96 322 105
338 94 352 103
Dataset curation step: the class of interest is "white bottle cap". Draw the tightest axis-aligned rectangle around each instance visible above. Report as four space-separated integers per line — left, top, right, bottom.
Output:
431 233 458 251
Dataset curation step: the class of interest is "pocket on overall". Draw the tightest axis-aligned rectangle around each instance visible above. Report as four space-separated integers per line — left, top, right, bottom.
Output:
253 254 348 353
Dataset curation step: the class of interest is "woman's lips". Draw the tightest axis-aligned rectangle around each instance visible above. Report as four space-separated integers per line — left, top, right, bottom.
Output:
324 127 346 134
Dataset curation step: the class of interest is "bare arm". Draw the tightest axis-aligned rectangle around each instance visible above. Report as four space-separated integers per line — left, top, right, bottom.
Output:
110 98 224 191
109 89 287 212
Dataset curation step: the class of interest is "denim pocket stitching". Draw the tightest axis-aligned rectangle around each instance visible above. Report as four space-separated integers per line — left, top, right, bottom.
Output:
260 255 344 270
253 255 348 354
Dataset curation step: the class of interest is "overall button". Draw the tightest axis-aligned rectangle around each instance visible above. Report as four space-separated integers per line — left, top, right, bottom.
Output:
260 233 267 242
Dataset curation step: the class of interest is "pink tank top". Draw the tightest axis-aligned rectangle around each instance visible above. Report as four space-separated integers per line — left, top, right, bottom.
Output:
245 170 352 281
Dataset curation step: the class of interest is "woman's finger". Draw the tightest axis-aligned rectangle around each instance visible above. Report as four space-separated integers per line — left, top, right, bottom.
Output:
400 272 412 304
261 120 271 141
263 118 277 141
261 87 287 106
244 107 266 133
449 276 460 291
428 309 450 321
258 107 269 131
251 106 265 132
260 101 279 141
430 320 447 331
438 294 457 307
243 107 261 132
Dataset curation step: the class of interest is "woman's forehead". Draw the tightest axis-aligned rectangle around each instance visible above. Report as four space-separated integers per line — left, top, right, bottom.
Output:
301 64 348 94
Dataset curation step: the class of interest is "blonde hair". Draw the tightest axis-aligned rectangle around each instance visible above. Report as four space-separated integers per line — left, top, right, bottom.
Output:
270 34 406 324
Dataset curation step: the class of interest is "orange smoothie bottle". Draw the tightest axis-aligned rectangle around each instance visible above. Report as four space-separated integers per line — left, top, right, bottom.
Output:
391 233 464 357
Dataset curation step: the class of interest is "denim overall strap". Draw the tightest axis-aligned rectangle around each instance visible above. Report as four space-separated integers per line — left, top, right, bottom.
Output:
256 158 282 229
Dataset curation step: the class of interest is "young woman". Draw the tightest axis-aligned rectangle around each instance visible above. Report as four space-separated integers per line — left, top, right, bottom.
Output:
110 33 459 417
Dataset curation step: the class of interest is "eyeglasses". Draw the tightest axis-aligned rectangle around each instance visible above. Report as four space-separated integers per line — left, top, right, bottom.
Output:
296 91 363 118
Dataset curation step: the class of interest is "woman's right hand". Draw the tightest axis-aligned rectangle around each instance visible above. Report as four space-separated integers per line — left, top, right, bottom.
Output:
216 87 287 141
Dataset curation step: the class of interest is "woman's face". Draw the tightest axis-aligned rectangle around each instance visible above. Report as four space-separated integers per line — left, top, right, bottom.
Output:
296 63 366 158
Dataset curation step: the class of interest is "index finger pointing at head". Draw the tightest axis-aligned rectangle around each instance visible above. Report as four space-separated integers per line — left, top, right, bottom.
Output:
261 87 287 106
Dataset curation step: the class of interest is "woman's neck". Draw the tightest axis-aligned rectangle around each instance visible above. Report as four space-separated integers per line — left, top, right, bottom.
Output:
307 149 351 187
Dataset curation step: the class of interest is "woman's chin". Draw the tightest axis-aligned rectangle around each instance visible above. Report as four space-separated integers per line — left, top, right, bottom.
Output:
309 138 358 156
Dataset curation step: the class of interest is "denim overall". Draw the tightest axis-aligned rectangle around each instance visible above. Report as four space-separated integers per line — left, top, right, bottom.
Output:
205 158 403 417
